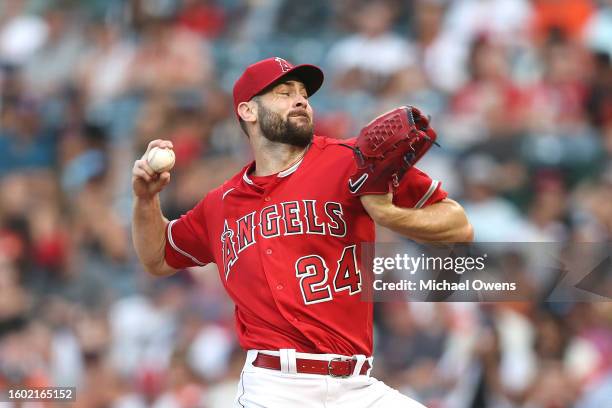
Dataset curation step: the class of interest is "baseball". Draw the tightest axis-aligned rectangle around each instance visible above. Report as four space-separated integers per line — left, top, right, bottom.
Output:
147 147 175 173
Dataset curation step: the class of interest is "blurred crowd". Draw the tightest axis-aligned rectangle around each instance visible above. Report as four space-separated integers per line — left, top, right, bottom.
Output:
0 0 611 407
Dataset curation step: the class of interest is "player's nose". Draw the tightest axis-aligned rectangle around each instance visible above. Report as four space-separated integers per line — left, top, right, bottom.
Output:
293 93 308 108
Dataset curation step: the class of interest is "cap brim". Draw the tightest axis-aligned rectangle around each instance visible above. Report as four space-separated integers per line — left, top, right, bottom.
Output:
288 64 324 97
262 64 324 98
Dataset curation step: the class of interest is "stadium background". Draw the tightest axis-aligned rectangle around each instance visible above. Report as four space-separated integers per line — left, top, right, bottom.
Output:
0 0 611 406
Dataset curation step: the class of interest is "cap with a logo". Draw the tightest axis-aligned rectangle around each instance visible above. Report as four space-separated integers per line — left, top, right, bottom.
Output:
232 57 324 119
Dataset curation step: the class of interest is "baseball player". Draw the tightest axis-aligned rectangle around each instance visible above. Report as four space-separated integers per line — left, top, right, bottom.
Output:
132 57 473 407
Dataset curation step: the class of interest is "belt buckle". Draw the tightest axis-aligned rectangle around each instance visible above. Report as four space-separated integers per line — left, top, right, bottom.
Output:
327 357 354 378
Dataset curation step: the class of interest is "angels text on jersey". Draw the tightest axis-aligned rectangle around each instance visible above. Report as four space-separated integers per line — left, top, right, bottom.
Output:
221 199 347 278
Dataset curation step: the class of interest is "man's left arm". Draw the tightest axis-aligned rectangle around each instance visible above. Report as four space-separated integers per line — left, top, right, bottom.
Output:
361 194 474 243
348 105 472 241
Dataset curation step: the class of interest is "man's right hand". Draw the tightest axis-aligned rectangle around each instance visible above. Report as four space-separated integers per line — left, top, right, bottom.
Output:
132 139 174 200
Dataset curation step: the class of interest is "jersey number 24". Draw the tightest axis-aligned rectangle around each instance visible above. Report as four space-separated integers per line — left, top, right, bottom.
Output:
295 245 361 305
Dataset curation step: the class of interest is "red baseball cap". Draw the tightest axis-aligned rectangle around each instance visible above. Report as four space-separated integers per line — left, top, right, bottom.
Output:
232 57 324 119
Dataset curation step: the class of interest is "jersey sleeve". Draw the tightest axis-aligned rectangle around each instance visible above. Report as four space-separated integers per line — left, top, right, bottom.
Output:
392 167 448 208
165 195 214 269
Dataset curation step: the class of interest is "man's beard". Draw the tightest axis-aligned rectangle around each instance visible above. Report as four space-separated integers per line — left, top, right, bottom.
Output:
257 103 313 148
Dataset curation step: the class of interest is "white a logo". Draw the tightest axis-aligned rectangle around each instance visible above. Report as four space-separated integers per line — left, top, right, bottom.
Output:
275 57 292 72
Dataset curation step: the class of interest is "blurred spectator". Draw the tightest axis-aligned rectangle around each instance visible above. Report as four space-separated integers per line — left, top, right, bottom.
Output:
442 35 524 148
585 51 612 130
521 33 602 183
524 172 570 241
61 122 110 193
205 346 247 408
434 0 533 94
444 0 533 52
532 0 596 44
583 0 612 57
0 88 57 174
127 16 213 94
178 0 227 39
375 303 449 401
572 163 612 240
524 35 592 134
327 0 416 96
22 6 85 97
151 350 207 408
413 0 466 93
76 21 134 112
275 0 330 36
0 0 47 66
66 123 130 266
460 155 533 241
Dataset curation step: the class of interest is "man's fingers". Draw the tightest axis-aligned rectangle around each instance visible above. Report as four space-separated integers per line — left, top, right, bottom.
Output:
146 139 162 151
150 139 173 149
136 159 157 177
144 139 174 158
133 159 161 182
159 140 173 149
159 171 171 186
133 167 153 182
147 172 170 192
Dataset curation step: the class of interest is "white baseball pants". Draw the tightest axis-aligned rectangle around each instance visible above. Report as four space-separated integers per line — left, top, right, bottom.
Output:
233 350 427 408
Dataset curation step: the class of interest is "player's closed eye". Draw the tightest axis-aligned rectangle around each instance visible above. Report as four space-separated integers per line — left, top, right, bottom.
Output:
276 90 307 99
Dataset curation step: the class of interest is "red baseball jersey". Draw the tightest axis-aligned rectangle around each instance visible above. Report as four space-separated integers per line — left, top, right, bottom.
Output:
165 135 447 356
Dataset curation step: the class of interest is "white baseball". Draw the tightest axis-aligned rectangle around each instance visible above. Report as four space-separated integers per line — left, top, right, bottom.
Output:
147 147 175 173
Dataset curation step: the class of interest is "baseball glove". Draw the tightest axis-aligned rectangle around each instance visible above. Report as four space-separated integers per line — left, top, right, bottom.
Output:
344 106 438 196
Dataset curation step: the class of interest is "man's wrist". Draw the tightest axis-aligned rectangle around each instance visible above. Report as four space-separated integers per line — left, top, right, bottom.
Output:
133 194 160 209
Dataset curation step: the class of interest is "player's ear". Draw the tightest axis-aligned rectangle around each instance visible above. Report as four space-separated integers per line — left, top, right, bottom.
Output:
237 100 257 124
